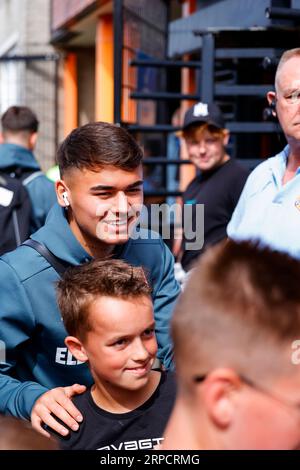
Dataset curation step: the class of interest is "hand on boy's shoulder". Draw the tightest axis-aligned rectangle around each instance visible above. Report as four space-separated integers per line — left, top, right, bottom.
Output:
31 383 86 438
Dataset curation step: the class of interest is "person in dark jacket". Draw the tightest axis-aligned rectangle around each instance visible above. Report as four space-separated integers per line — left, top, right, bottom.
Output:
174 102 249 272
0 106 57 232
0 121 180 438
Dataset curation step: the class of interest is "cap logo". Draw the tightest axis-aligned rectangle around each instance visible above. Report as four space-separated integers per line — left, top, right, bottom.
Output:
193 102 209 118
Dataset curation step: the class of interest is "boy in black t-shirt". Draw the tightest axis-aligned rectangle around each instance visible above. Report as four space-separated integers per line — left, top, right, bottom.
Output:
173 102 249 272
54 259 176 450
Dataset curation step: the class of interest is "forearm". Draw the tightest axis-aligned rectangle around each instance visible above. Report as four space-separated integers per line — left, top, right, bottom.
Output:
0 374 48 420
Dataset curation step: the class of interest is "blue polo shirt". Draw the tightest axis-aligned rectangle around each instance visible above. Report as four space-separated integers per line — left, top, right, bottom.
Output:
227 145 300 259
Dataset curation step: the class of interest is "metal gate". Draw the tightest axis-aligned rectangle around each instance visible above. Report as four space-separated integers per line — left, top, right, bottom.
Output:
113 0 300 201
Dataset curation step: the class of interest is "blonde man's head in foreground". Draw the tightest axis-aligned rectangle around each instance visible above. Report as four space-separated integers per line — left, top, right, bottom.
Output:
164 240 300 450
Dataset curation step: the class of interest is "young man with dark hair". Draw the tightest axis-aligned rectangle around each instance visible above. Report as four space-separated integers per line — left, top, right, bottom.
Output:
175 102 249 272
163 240 300 450
52 259 175 450
0 106 56 232
0 122 180 438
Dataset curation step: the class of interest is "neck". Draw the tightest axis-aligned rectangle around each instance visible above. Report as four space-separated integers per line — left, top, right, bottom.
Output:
4 137 30 149
287 137 300 157
162 397 221 450
223 153 230 164
91 370 161 413
162 399 202 450
286 150 300 170
216 153 230 169
283 145 300 184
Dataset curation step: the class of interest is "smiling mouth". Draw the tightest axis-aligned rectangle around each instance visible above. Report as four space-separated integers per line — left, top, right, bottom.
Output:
125 361 151 375
194 156 210 162
104 220 129 226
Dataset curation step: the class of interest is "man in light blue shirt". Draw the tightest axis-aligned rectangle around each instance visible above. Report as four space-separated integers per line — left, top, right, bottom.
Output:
228 48 300 258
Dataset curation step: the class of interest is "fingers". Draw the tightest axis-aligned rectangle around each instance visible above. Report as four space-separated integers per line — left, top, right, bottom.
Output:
32 409 68 437
31 385 85 437
54 389 84 424
31 414 51 438
66 383 87 398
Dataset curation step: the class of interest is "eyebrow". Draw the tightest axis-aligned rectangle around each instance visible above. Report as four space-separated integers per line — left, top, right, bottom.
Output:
108 321 155 343
283 87 299 94
90 180 144 192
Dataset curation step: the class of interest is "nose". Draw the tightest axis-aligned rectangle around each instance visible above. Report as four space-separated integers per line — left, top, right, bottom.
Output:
131 338 150 363
198 141 206 154
114 191 129 215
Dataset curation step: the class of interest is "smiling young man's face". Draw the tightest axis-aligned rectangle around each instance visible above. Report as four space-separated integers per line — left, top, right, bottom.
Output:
57 165 143 253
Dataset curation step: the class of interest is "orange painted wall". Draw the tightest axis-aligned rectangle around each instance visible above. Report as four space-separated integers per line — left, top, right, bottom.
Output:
95 14 114 123
63 53 78 137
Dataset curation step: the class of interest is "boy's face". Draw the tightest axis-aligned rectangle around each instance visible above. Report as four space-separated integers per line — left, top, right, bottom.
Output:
57 164 143 247
77 295 157 391
185 128 229 172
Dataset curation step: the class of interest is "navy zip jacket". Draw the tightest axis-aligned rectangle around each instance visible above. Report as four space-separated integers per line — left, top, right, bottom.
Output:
0 143 57 232
0 204 180 420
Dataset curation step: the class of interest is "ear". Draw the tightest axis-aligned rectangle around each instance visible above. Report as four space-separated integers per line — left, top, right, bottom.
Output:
267 91 277 116
222 129 230 147
28 132 38 150
0 133 4 144
65 336 88 363
267 91 276 106
200 368 242 429
56 179 70 208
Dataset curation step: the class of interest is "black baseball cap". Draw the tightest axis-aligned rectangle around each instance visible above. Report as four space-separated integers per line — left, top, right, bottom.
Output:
182 102 225 131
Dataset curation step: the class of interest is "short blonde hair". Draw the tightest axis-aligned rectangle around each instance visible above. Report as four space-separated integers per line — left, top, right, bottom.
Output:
172 240 300 385
275 48 300 90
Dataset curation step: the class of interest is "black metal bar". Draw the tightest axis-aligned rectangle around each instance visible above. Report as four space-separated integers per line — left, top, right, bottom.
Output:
142 159 262 174
113 0 123 124
215 85 272 96
144 190 183 197
127 122 281 133
143 158 192 165
130 59 201 68
265 7 300 20
127 124 179 132
236 159 261 170
130 91 200 100
227 122 281 133
215 48 284 59
0 54 60 61
201 33 214 104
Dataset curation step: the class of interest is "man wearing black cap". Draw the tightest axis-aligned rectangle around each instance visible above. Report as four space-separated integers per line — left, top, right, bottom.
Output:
178 102 249 271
